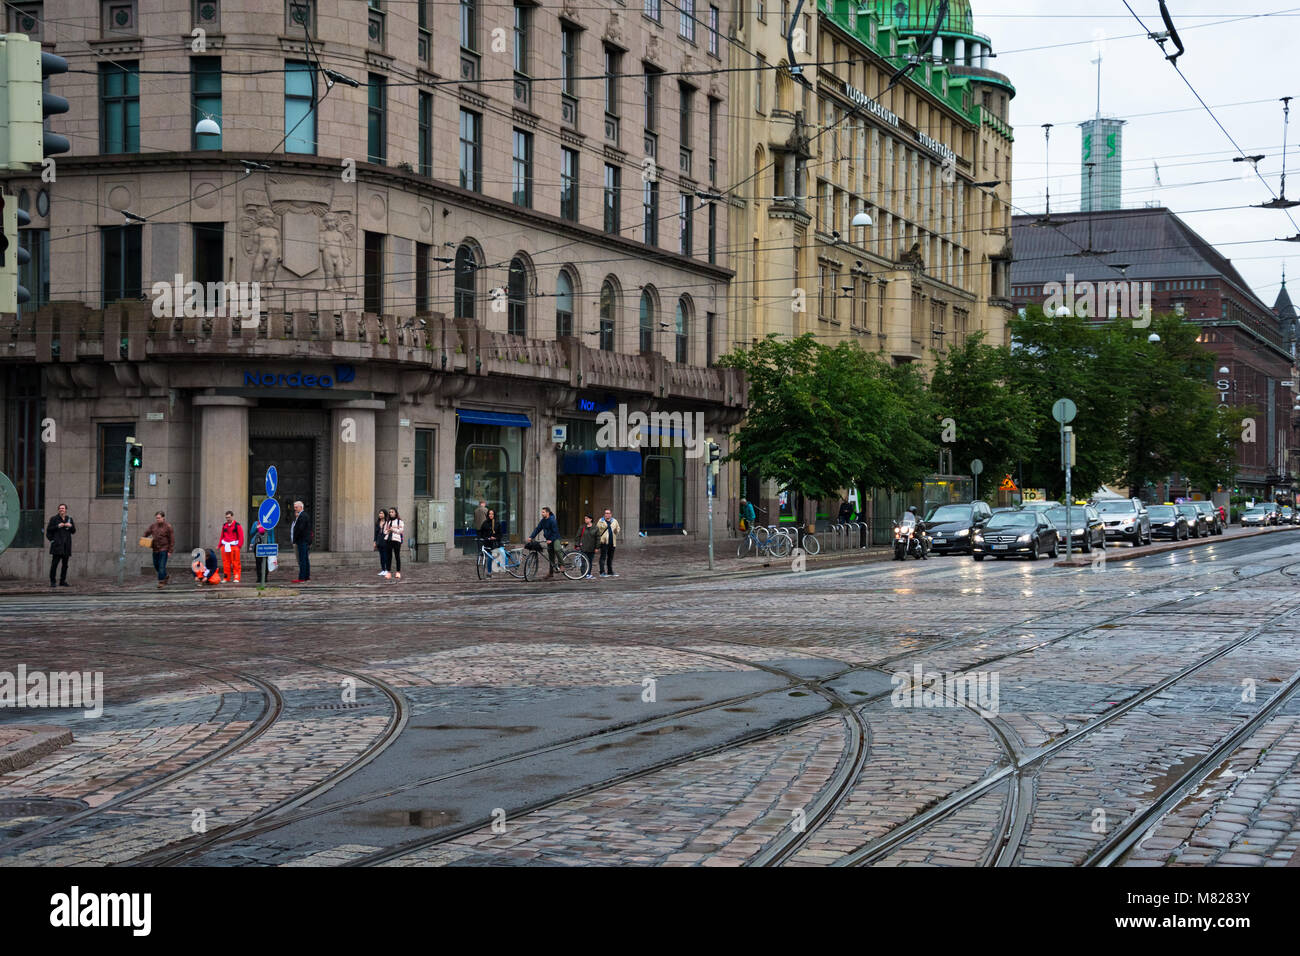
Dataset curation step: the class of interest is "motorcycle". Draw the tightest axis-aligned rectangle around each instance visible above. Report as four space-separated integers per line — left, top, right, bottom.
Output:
892 518 930 560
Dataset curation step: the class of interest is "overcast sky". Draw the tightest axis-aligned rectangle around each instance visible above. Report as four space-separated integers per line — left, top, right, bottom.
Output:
982 0 1298 306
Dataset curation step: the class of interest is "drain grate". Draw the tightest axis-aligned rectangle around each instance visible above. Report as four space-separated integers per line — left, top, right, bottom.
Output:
0 797 89 818
305 702 372 710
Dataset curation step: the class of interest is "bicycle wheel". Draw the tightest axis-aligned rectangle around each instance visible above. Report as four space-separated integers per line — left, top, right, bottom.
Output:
562 551 589 580
504 551 526 578
753 526 770 545
476 551 487 580
803 534 820 555
770 533 792 558
737 535 753 558
523 551 540 581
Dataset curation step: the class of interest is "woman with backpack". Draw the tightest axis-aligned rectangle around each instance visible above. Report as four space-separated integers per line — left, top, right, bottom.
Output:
384 507 405 581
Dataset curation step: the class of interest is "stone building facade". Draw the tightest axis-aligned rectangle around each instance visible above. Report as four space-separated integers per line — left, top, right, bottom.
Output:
0 0 742 578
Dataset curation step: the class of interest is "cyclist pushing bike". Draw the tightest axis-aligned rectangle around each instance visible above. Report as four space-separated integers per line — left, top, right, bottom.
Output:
527 506 561 580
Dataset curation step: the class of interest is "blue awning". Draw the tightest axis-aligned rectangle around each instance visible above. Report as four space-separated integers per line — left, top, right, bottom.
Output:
560 451 601 475
604 451 643 475
456 409 532 428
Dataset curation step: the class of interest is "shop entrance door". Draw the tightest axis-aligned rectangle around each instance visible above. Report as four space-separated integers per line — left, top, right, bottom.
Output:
249 437 318 547
557 475 610 537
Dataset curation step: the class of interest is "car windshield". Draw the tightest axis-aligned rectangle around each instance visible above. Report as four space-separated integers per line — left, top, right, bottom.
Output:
1177 505 1198 515
1246 507 1269 515
1284 508 1294 515
1195 503 1215 512
1043 507 1088 523
1148 506 1177 519
926 505 972 522
1096 501 1135 514
986 513 1036 529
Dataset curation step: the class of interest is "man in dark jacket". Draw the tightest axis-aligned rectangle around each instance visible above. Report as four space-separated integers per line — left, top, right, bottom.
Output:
144 511 175 587
528 507 560 579
290 500 311 583
46 504 75 587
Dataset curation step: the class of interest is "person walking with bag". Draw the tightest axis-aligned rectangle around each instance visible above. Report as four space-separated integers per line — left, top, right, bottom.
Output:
578 514 599 580
385 507 405 581
219 511 245 583
597 508 621 578
290 500 312 583
45 503 75 587
374 509 390 577
143 511 174 588
248 523 269 584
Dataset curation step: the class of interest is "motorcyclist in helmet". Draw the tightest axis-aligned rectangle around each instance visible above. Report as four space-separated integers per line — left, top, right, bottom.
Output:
902 506 926 556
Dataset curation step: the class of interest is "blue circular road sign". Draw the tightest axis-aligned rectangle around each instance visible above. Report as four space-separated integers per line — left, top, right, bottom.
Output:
258 497 281 530
265 465 278 498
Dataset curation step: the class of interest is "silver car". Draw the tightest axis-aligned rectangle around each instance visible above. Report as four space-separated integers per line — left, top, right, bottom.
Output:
1095 497 1152 546
1241 506 1272 527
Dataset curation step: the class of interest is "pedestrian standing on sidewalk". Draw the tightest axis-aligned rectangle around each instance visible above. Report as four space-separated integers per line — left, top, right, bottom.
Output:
597 508 621 578
474 499 488 532
578 514 599 580
385 507 405 581
374 509 390 577
219 511 245 583
248 523 269 584
45 504 75 588
290 500 312 583
143 511 174 588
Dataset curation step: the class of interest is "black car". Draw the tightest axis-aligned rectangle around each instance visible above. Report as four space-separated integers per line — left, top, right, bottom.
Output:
1043 505 1105 552
1147 505 1189 540
924 501 993 554
1176 503 1208 537
1192 501 1224 535
972 511 1059 561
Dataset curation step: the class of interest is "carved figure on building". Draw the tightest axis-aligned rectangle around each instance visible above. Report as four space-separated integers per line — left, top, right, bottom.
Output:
605 11 623 44
319 213 349 291
246 208 281 286
899 242 925 276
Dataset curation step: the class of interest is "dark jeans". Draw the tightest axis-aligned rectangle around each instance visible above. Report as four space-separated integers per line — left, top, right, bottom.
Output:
389 541 402 573
582 550 596 576
49 554 68 585
600 543 615 574
378 542 391 572
296 540 310 580
152 550 169 581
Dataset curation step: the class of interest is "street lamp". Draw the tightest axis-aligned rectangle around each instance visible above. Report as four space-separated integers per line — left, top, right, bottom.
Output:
194 115 221 137
1148 332 1161 343
851 210 873 228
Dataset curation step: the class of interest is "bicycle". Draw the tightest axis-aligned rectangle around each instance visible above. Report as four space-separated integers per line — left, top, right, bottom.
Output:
523 539 590 581
476 544 529 580
737 526 791 558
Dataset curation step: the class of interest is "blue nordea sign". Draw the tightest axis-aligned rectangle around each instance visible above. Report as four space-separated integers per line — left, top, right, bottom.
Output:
243 369 349 389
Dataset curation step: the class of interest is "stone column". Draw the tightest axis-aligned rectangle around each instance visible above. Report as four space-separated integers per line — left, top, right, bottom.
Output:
193 396 253 550
955 38 966 64
932 37 942 61
327 400 383 552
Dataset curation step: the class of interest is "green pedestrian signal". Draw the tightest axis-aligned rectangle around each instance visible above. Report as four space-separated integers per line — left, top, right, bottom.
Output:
129 445 143 469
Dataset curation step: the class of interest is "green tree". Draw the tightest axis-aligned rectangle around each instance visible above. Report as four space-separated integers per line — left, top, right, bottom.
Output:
929 332 1037 499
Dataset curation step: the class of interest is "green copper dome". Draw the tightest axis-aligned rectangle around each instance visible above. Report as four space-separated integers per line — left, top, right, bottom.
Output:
871 0 976 37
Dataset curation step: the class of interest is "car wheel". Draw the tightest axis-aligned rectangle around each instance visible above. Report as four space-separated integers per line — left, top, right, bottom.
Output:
1081 537 1091 553
1028 542 1039 561
973 554 985 562
1048 537 1059 558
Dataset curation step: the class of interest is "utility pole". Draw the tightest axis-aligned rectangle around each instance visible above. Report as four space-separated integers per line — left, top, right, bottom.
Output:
116 438 137 586
706 440 720 570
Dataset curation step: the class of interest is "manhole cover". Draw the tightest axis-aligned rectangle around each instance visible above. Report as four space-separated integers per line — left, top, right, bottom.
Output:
0 797 89 818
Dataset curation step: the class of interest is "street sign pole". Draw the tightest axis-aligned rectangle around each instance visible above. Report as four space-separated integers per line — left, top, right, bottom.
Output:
116 441 133 586
970 459 984 502
1052 399 1077 562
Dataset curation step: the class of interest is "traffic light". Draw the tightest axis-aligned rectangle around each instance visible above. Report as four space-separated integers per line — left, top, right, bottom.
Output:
129 443 143 470
0 34 70 170
0 194 24 313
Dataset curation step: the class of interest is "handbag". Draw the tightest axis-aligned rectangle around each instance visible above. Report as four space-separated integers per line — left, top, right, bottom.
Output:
138 536 152 548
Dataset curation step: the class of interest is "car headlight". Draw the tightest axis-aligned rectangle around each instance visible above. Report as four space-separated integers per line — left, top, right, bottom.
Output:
956 528 969 537
1017 534 1031 543
1164 521 1176 527
1071 528 1084 535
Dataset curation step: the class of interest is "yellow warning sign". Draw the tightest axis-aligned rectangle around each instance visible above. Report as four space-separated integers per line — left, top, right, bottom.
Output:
999 475 1019 492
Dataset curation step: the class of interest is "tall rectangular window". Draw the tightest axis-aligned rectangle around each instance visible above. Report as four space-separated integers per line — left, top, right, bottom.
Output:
460 0 477 50
414 429 435 497
645 0 661 22
707 203 716 264
561 147 579 221
604 164 621 234
707 96 719 184
364 232 384 314
416 242 430 313
99 62 139 154
679 194 693 257
97 423 136 498
101 225 141 305
193 223 223 288
755 54 765 113
604 46 620 116
706 311 715 365
367 74 387 164
513 2 529 74
561 25 577 96
459 108 481 191
191 57 221 151
285 60 316 154
418 91 433 176
708 6 719 55
18 229 49 309
679 83 693 151
679 0 695 41
512 128 533 208
643 180 659 246
645 68 659 131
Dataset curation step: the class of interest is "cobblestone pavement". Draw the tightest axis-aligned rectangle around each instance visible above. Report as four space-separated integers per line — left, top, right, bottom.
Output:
1 527 1298 867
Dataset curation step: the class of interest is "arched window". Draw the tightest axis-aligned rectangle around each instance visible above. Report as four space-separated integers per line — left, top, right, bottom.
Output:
675 297 689 363
454 243 477 320
599 279 616 351
507 257 527 336
639 288 655 352
556 270 574 338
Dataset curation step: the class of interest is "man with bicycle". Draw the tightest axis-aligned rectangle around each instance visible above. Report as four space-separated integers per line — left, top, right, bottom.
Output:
528 507 561 580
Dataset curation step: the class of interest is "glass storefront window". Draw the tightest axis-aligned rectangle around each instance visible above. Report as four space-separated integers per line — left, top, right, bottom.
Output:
641 446 685 531
455 423 523 540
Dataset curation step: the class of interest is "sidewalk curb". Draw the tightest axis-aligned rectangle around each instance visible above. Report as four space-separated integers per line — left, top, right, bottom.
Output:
0 725 73 774
1053 525 1298 567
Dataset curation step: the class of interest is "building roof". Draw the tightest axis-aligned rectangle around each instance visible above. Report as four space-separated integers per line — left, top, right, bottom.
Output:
1010 206 1273 315
1275 275 1296 321
873 0 976 36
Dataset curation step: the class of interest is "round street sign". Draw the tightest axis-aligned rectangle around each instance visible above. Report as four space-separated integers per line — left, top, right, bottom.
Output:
970 459 984 475
1052 398 1077 424
258 497 281 530
0 472 20 554
265 465 278 499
